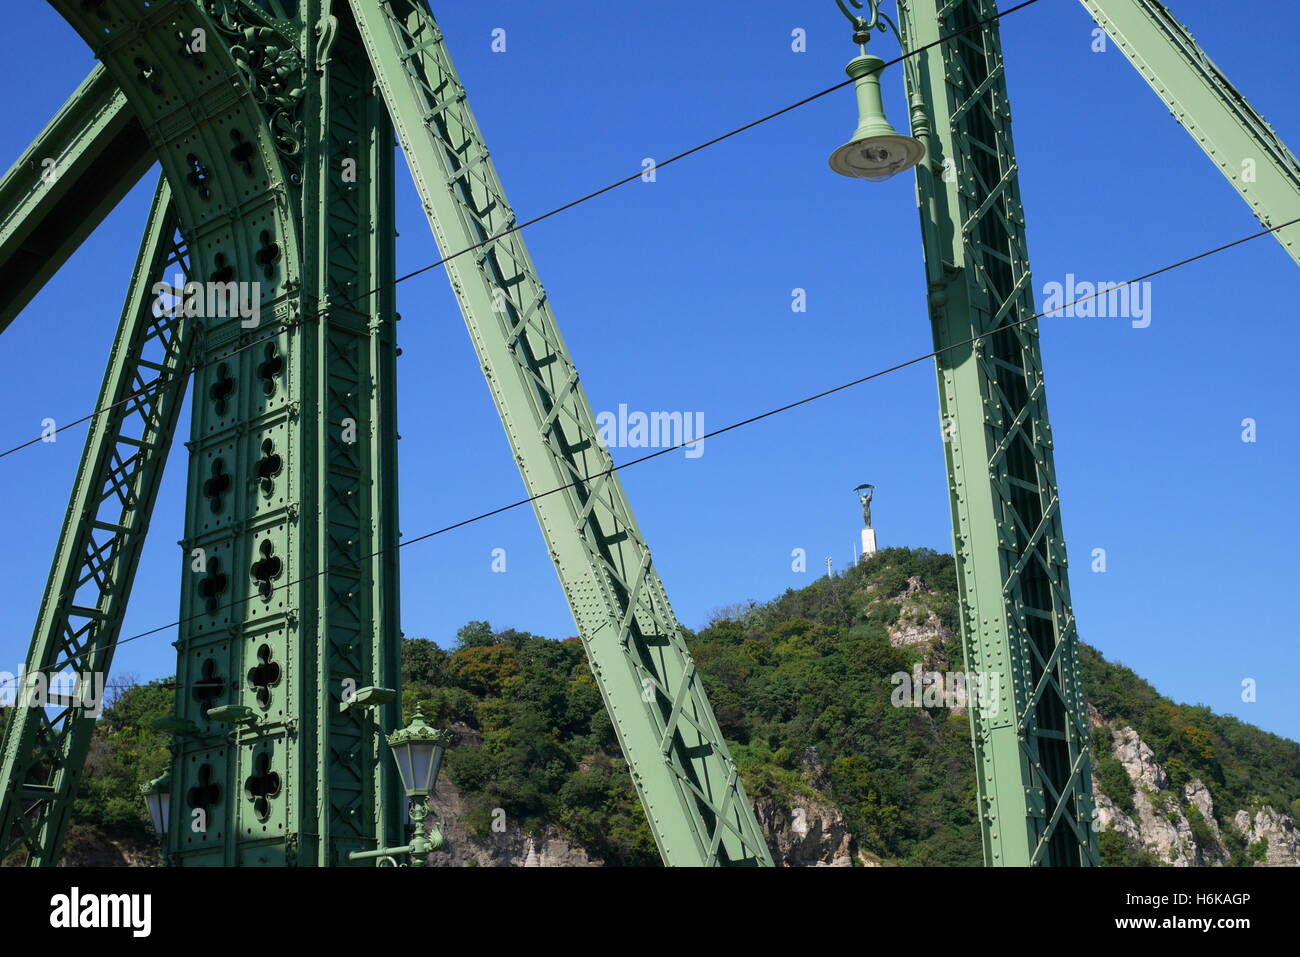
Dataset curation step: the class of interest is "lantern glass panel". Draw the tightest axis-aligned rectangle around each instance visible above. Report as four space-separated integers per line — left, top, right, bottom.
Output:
410 743 434 794
392 743 416 795
145 790 170 836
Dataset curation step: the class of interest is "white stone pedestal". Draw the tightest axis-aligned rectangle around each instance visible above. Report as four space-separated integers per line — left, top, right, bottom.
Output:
861 527 878 557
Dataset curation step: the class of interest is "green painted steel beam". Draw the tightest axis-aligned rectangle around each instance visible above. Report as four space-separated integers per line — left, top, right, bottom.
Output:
897 0 1097 866
1080 0 1300 266
0 65 152 330
301 1 405 864
2 0 404 867
348 0 772 866
32 0 309 869
0 177 190 866
155 0 402 867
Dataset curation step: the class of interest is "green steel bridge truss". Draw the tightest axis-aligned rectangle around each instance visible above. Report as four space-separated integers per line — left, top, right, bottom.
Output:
0 0 767 868
900 0 1098 867
0 0 1294 866
893 0 1299 865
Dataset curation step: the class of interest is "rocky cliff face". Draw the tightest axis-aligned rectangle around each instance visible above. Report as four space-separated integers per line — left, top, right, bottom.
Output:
417 723 601 867
420 739 868 867
422 774 602 868
881 576 956 705
1089 706 1298 866
752 794 864 866
749 748 873 866
1232 806 1300 867
413 723 869 867
58 825 157 868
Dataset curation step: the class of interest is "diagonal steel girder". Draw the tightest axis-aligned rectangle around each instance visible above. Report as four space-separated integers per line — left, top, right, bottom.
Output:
0 65 153 331
0 178 191 866
1079 0 1300 267
348 0 772 866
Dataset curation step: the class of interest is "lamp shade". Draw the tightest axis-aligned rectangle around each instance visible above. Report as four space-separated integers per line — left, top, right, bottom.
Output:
141 774 171 836
386 711 452 798
829 55 925 182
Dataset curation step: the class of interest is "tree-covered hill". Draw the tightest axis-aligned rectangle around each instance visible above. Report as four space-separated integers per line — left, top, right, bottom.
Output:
19 547 1300 866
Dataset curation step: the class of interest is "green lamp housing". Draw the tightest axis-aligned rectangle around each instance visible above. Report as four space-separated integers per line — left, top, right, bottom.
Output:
829 55 925 182
386 711 453 798
141 773 171 837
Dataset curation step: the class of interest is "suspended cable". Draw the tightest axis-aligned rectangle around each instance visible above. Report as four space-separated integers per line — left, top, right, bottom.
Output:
2 215 1288 691
0 0 1043 461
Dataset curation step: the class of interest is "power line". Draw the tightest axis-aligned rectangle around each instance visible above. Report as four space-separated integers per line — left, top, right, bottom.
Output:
2 215 1290 693
0 0 1043 462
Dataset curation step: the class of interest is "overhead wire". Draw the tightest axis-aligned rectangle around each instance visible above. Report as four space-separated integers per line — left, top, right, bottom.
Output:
1 214 1292 693
0 0 1044 461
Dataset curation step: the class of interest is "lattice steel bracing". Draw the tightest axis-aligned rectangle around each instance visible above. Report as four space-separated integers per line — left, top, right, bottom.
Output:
1 0 768 867
310 6 406 866
0 179 191 866
0 65 152 329
1079 0 1300 266
7 0 1287 870
897 0 1098 865
348 0 772 866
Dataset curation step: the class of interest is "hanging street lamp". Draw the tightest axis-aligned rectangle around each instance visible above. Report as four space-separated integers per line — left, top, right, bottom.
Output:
828 0 926 182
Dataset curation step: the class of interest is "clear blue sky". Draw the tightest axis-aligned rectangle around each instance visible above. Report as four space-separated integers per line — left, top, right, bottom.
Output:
1 1 1296 742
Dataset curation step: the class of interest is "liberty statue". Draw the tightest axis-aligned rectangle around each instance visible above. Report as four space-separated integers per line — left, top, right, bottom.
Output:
853 484 875 528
